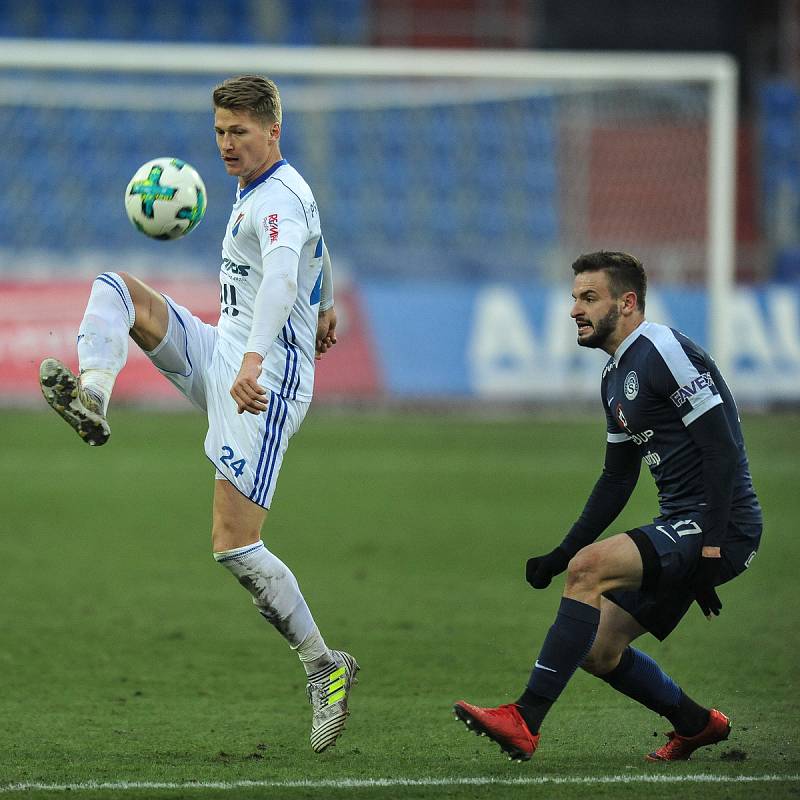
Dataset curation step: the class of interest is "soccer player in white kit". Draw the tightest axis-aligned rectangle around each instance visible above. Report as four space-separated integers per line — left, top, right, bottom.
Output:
38 74 358 754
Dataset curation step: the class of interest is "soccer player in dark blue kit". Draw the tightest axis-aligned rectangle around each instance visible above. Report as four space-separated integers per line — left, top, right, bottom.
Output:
454 251 762 762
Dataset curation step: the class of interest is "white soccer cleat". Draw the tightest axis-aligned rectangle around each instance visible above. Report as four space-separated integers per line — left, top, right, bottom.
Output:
39 358 110 446
307 650 359 753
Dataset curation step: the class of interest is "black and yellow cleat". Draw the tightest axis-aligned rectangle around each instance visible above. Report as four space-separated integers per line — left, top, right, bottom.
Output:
39 358 110 446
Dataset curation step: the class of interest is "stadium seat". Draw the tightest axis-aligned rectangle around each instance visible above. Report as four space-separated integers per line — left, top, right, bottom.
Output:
774 247 800 283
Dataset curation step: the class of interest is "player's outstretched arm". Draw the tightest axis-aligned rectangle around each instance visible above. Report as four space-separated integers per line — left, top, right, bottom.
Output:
526 441 640 590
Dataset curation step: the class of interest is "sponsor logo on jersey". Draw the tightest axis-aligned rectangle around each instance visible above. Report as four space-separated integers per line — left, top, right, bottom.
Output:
670 371 715 407
615 402 628 430
231 212 245 237
264 213 279 243
221 257 250 277
624 370 639 400
630 429 654 446
644 450 661 466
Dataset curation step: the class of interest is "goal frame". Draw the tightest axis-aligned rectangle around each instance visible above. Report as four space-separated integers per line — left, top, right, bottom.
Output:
0 39 738 375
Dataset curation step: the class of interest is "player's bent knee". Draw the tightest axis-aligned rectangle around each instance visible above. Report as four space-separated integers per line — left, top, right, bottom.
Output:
116 272 169 350
211 526 261 554
564 545 605 592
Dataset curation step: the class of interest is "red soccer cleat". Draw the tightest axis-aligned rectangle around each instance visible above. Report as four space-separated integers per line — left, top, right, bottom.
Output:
453 701 540 761
646 708 731 761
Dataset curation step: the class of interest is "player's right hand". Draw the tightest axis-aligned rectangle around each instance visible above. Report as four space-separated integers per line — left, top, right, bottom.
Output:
231 352 268 415
525 547 571 589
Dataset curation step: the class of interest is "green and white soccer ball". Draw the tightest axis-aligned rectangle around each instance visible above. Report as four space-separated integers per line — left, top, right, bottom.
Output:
124 157 206 240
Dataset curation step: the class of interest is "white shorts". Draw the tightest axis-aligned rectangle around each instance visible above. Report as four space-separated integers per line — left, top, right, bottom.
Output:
146 296 309 508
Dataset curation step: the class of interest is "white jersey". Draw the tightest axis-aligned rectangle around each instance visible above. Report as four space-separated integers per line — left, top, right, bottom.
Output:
217 159 323 401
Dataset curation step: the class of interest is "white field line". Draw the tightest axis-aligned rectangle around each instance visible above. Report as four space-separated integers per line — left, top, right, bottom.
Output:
0 774 798 792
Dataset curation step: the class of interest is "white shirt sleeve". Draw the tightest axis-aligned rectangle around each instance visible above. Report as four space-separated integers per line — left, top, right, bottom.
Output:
254 190 308 258
245 246 300 357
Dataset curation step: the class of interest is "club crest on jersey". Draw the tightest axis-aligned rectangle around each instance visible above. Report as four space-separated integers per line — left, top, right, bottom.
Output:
231 212 245 237
263 213 279 243
624 371 639 400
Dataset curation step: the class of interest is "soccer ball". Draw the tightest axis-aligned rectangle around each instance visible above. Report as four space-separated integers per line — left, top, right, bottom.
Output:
124 157 206 240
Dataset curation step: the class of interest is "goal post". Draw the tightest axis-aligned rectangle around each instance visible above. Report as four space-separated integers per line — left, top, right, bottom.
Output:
0 39 738 389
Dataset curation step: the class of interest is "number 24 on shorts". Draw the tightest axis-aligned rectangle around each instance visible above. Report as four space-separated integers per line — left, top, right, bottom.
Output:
220 445 246 477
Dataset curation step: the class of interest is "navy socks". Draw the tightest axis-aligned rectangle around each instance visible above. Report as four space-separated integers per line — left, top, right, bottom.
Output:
516 597 600 733
600 647 709 736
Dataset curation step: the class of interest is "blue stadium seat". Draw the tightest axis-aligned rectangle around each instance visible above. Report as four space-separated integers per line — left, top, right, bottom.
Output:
774 247 800 282
761 81 800 117
763 118 799 161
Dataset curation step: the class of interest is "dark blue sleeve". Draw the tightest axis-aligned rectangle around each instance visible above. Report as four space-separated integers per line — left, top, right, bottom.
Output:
648 335 722 426
560 438 641 557
685 403 739 548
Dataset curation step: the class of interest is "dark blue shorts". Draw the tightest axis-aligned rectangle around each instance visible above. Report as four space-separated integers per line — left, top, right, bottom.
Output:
604 512 762 640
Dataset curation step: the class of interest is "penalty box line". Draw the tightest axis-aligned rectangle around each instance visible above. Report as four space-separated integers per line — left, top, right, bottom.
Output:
1 774 799 792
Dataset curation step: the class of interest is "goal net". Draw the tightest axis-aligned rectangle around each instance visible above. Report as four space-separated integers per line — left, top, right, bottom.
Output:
0 41 737 398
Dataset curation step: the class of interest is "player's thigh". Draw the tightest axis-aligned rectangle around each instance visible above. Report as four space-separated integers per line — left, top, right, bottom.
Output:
117 272 169 351
602 515 704 641
212 478 268 551
566 533 644 595
631 515 704 587
144 295 216 411
717 518 762 585
583 596 647 675
205 373 309 513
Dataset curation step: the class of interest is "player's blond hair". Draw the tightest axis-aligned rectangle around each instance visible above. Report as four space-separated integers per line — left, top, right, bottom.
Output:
212 75 282 126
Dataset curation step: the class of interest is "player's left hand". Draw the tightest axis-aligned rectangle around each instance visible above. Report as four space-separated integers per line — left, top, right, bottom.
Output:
231 352 268 415
315 307 338 360
526 547 571 589
693 547 723 618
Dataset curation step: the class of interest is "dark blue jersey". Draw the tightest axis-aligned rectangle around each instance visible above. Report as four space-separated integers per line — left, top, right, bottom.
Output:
601 321 761 522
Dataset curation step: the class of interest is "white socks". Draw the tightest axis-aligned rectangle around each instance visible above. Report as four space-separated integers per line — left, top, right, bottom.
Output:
214 541 333 675
77 272 135 413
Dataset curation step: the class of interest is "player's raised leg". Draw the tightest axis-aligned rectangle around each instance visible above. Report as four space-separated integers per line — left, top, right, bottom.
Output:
211 479 359 752
39 271 167 445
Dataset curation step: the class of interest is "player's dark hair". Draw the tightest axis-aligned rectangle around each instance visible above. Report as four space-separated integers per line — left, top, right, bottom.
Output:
213 75 282 125
572 251 647 311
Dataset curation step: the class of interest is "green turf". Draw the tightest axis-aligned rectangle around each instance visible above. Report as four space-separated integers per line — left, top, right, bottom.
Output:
1 408 798 799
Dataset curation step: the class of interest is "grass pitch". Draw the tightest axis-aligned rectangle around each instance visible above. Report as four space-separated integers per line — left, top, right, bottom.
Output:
0 408 798 799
